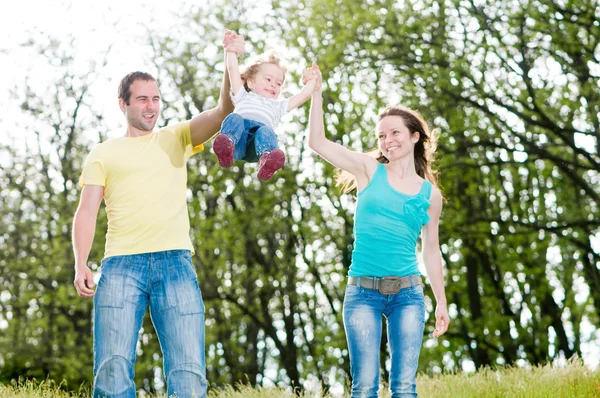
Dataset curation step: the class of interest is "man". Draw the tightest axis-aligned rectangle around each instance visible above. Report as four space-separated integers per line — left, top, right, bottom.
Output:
72 34 244 398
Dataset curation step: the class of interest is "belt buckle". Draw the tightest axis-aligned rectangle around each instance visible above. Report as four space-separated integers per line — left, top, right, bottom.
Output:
378 276 402 294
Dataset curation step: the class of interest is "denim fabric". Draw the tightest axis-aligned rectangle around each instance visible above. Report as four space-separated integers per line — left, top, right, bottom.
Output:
343 278 425 398
93 250 206 398
220 113 278 162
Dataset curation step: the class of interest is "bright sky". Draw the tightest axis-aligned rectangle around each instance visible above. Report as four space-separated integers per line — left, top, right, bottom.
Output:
0 0 185 142
0 0 290 142
0 0 179 65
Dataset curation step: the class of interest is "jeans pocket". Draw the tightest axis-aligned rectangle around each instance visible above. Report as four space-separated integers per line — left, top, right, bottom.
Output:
176 281 205 316
344 284 371 307
96 256 127 309
177 251 196 274
345 284 362 298
409 285 426 320
172 251 205 316
410 284 425 298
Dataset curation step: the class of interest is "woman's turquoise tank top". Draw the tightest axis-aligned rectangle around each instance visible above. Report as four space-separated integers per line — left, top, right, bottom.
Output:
349 163 432 277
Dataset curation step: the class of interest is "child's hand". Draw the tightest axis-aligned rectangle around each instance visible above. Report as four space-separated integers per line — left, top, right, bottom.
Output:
222 30 236 47
223 30 245 56
303 62 322 93
301 64 318 85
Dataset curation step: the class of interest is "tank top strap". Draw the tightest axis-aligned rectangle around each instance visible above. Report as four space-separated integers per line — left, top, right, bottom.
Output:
419 179 433 200
371 162 386 183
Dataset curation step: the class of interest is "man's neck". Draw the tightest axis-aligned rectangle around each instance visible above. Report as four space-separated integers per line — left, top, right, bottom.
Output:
124 126 153 138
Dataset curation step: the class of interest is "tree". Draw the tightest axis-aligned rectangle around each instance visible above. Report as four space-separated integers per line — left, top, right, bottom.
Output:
276 0 600 372
0 34 109 387
149 2 352 391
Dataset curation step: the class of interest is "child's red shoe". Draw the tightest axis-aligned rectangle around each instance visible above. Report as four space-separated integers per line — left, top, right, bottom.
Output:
213 134 234 168
257 149 285 181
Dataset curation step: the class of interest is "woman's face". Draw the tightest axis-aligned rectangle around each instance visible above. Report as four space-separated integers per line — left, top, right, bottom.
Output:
376 115 419 161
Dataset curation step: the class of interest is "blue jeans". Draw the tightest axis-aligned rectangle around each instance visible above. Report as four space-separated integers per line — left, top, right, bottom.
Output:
343 277 425 398
220 113 278 162
93 250 206 398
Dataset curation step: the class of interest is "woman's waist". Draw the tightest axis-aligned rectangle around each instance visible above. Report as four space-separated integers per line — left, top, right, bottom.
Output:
349 252 419 278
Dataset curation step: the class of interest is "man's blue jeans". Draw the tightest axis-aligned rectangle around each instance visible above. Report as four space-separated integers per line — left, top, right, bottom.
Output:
343 277 426 398
93 250 206 398
220 113 278 162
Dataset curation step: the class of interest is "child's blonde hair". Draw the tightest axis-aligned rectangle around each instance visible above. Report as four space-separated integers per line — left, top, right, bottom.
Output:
240 51 288 92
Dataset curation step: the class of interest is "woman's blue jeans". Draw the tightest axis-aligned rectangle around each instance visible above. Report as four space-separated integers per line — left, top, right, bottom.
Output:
93 250 206 398
220 113 278 162
343 277 426 398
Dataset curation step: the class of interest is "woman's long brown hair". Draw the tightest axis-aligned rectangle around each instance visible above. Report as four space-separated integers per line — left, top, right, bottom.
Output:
336 105 439 193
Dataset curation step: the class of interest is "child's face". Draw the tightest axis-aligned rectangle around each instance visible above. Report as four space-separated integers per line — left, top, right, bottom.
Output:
248 63 285 99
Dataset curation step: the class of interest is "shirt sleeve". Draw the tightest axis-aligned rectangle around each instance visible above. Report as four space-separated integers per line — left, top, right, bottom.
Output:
278 99 290 119
232 86 248 105
78 147 106 187
174 120 204 158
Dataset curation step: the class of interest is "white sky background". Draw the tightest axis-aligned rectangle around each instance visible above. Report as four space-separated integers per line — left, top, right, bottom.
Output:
0 0 186 141
0 0 294 141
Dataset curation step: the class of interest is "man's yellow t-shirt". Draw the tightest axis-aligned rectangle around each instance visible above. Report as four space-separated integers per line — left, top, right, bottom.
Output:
79 121 202 258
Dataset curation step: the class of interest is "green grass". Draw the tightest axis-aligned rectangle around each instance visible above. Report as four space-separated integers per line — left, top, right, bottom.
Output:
1 359 599 397
0 379 87 398
416 358 600 398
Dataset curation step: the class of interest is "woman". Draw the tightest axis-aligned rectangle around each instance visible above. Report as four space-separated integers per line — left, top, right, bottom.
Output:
306 64 449 397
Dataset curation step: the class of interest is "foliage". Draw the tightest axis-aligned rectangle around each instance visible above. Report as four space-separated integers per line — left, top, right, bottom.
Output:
0 34 108 387
148 1 351 391
1 0 599 395
275 0 600 374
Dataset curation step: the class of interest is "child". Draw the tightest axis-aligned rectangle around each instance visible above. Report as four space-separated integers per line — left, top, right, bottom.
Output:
216 31 317 180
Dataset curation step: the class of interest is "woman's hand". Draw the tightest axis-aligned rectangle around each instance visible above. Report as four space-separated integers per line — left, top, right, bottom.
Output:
433 303 450 337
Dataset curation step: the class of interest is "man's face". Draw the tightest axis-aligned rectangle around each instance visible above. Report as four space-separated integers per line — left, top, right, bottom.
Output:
119 79 161 132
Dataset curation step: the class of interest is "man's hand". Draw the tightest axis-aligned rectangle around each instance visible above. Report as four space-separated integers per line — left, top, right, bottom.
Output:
74 264 96 298
223 30 245 57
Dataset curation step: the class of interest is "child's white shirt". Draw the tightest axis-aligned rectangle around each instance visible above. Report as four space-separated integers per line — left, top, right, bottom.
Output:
232 87 289 129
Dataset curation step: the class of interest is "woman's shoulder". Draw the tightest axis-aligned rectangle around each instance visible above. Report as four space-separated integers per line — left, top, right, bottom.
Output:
354 156 380 192
427 183 443 207
366 157 382 171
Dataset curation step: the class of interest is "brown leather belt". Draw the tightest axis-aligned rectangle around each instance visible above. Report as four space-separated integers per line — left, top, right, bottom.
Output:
348 275 422 294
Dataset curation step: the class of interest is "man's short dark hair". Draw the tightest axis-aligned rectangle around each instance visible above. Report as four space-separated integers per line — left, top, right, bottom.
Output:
118 72 157 105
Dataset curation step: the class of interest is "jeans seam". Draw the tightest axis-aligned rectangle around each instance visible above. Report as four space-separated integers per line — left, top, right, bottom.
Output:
94 355 134 396
166 361 205 378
